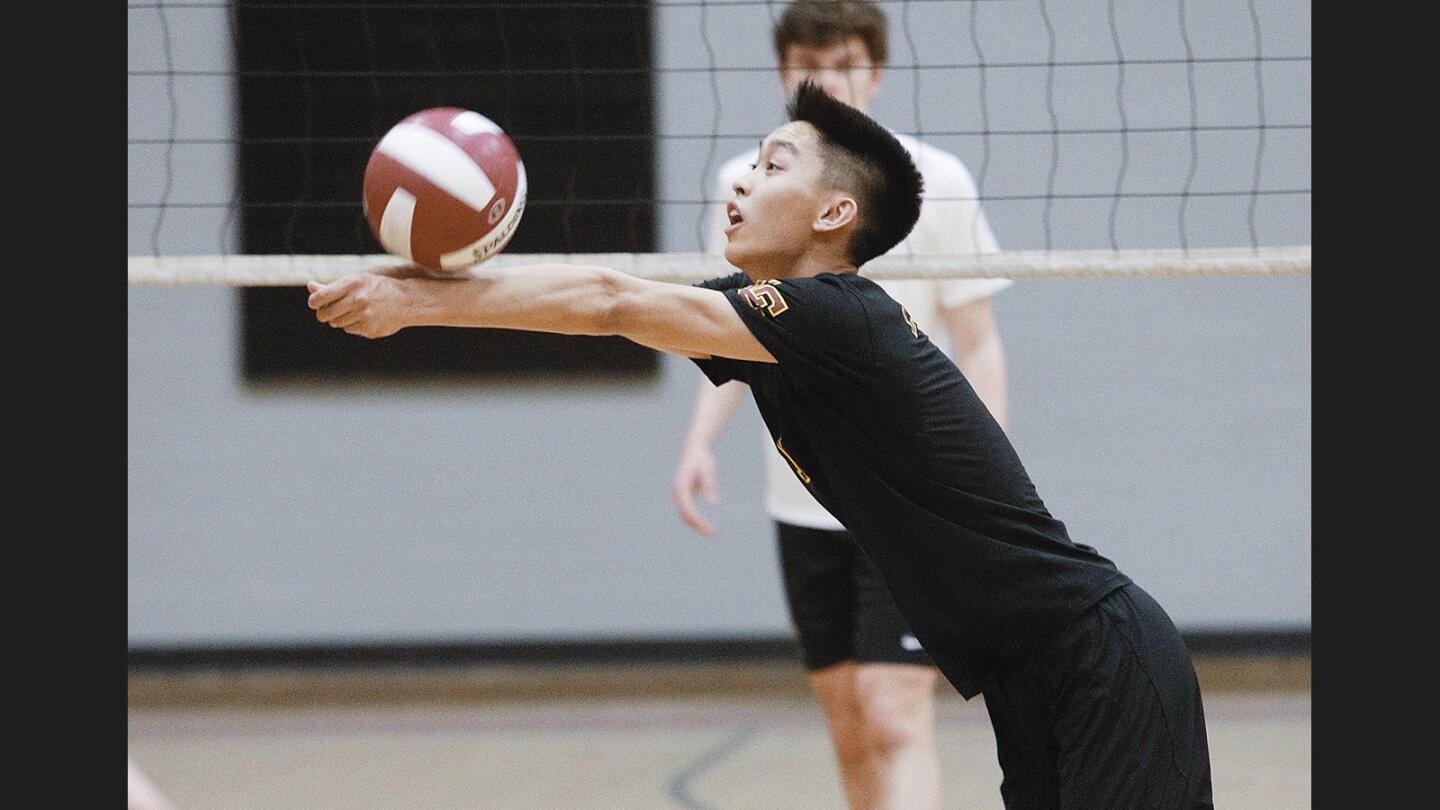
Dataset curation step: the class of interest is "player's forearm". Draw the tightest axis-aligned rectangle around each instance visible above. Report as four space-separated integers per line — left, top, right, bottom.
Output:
682 378 747 450
371 264 439 280
399 263 623 336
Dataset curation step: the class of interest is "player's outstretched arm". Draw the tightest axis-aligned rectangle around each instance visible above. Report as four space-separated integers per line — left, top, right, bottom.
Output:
306 263 776 363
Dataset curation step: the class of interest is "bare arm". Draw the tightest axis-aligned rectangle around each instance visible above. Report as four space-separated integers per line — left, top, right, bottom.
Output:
671 378 748 537
307 263 776 364
369 264 449 280
940 296 1008 431
682 377 748 450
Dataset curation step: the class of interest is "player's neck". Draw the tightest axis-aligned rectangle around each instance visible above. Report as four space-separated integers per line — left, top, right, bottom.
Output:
746 249 856 280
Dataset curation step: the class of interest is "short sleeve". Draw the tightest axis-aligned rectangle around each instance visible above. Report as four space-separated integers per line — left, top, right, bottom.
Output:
689 272 754 386
716 275 874 386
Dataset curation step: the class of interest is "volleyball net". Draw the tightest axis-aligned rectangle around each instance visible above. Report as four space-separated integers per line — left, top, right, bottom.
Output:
127 0 1311 284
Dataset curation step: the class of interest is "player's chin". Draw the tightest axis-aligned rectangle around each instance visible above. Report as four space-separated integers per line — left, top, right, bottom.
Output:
722 239 750 268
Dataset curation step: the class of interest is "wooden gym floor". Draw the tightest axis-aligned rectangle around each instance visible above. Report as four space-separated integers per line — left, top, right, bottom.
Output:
128 656 1310 809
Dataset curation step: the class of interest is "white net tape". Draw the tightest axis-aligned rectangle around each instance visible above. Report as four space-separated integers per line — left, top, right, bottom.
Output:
129 246 1310 286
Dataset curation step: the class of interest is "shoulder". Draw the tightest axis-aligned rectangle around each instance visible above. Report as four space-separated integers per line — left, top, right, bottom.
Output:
742 274 872 324
775 272 868 300
759 274 880 356
695 271 753 292
786 274 889 325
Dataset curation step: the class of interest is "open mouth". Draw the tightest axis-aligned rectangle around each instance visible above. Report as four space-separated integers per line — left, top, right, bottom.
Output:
725 203 744 233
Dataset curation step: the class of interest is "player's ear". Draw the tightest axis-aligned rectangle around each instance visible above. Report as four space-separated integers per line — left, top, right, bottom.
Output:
814 194 858 234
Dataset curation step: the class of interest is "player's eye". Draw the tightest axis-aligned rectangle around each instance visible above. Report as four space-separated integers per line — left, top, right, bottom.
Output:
766 162 781 172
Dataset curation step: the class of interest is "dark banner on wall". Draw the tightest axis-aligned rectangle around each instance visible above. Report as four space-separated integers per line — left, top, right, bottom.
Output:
236 0 658 379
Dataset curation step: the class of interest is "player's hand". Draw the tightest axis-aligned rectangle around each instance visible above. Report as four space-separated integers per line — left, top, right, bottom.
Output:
370 263 457 280
306 274 411 339
672 441 721 537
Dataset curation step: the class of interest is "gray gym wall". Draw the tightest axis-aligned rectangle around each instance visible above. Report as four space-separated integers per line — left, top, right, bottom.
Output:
128 1 1310 649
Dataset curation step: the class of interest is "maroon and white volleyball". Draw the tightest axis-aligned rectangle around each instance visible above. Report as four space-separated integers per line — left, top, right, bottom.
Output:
363 107 526 271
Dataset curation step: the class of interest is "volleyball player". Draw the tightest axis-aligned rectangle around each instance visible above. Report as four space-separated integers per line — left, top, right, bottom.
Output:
307 81 1213 809
671 3 1008 806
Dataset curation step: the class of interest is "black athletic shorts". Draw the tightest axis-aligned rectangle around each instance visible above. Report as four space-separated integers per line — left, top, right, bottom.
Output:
979 582 1213 810
776 521 933 671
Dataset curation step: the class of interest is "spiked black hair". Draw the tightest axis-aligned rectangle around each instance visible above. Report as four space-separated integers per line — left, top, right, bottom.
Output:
785 80 924 268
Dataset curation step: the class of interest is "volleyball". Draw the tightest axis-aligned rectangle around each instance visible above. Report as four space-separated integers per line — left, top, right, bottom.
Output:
362 107 526 272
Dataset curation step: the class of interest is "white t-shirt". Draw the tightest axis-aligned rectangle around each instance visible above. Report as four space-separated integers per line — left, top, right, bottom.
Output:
704 133 1011 530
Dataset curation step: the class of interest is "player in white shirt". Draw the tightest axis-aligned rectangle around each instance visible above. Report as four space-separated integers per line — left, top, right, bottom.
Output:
670 3 1011 808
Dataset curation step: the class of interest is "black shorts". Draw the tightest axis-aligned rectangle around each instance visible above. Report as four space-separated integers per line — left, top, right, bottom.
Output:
776 521 933 671
979 583 1213 810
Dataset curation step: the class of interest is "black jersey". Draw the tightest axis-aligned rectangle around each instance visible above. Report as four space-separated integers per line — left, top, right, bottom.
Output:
692 271 1131 697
